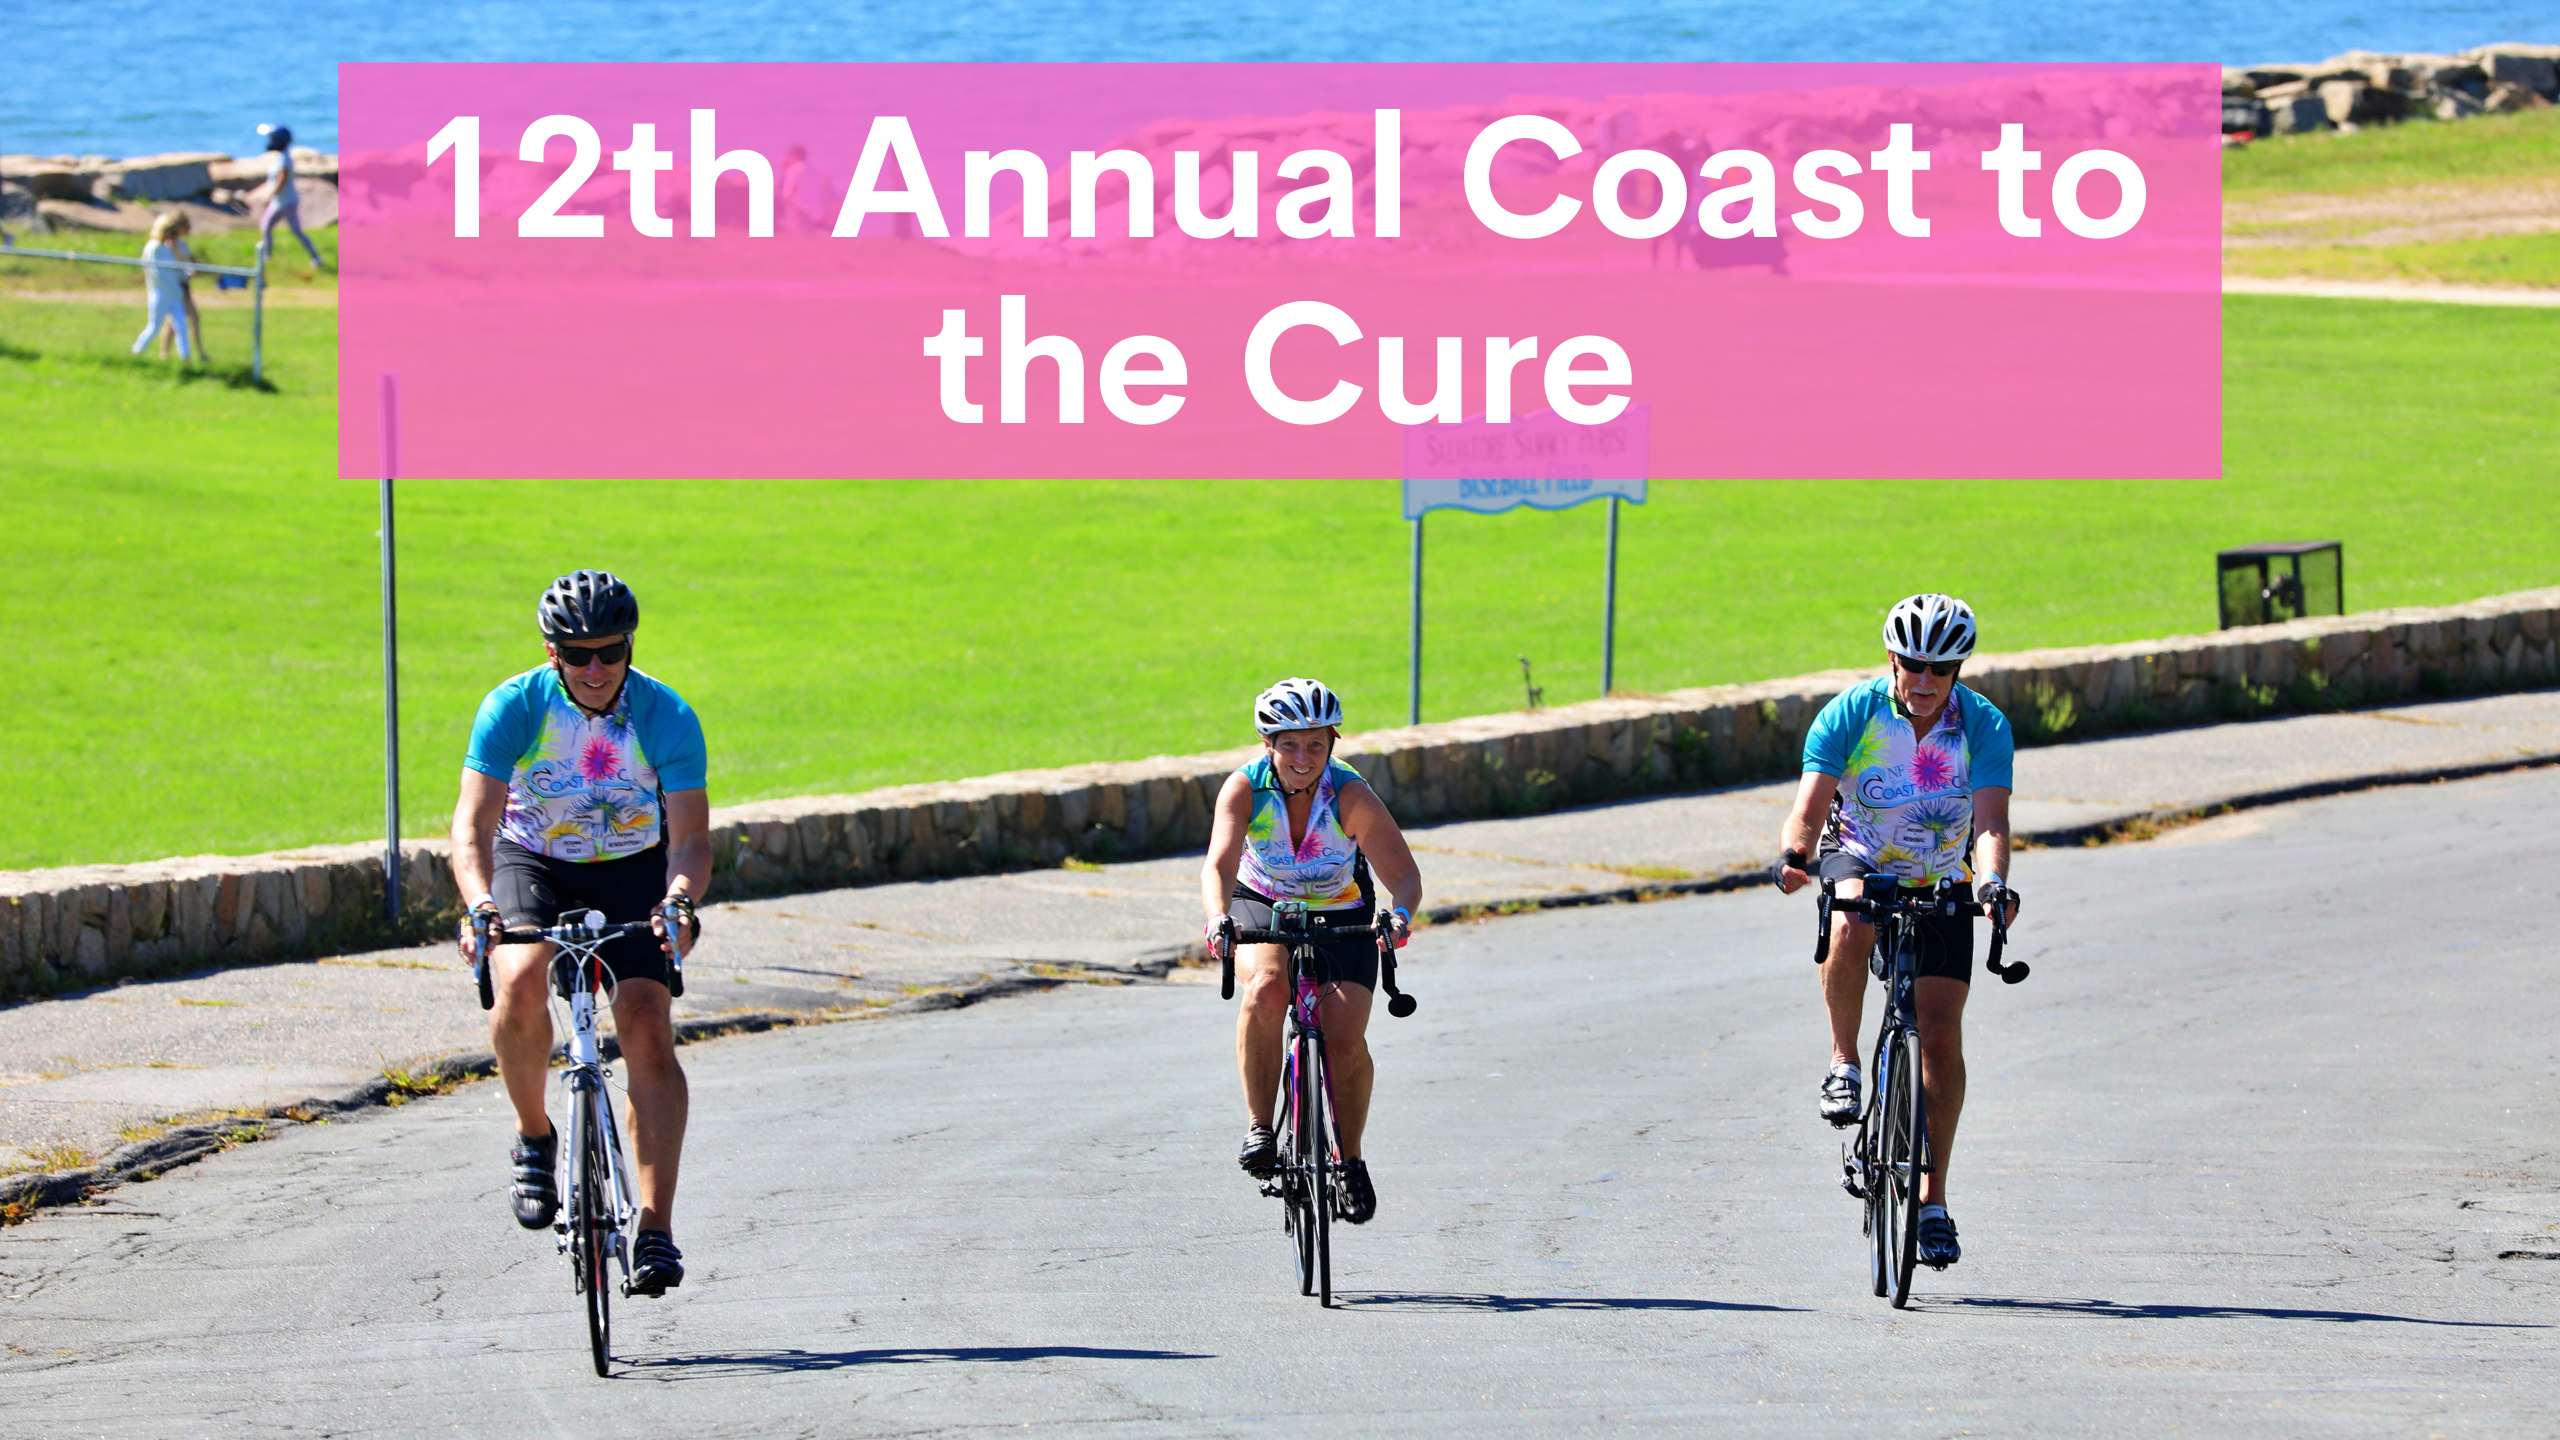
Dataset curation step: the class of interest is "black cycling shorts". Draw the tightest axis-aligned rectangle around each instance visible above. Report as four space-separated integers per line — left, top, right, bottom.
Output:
492 839 678 991
1229 888 1379 991
1832 887 1974 986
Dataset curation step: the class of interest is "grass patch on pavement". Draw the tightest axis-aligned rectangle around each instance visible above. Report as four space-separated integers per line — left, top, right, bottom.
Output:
5 287 2558 871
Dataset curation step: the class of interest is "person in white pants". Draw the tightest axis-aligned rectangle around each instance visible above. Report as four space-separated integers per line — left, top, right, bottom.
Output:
131 211 194 360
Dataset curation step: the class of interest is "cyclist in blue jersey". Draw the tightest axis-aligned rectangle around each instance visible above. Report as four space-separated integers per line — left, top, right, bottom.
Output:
1201 679 1423 1224
450 570 709 1298
1776 593 2022 1271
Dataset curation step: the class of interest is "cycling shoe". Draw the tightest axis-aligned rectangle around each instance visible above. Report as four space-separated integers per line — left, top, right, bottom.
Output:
626 1229 684 1296
510 1129 559 1231
1917 1204 1961 1268
1238 1124 1278 1180
1338 1159 1377 1224
1820 1064 1862 1127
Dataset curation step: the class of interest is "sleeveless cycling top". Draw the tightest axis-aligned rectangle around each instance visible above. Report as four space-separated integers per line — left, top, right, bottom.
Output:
1801 676 2015 886
1235 754 1369 910
464 665 707 863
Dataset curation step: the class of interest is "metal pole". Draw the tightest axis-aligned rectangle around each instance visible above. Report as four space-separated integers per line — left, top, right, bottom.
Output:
1408 515 1425 726
251 241 267 386
1601 496 1620 698
379 373 402 922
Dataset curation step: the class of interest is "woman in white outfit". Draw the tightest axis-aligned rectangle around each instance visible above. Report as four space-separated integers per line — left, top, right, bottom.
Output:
253 123 325 268
131 211 195 361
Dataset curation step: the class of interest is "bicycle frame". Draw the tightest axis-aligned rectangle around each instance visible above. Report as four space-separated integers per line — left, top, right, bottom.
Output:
471 903 690 1373
1816 868 2016 1308
550 928 638 1302
1222 900 1416 1308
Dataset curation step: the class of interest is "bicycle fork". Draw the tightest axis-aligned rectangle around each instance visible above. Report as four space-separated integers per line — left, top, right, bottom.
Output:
556 989 637 1285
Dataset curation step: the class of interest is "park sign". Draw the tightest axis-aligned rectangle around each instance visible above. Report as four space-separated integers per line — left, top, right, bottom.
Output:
1402 404 1648 521
336 63 2222 481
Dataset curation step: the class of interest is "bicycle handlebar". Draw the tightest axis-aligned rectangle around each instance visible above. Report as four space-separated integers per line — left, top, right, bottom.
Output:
1816 886 2028 985
1219 917 1419 1017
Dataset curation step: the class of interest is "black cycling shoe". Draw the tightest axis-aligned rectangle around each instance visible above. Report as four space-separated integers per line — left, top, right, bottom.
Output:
1338 1159 1377 1225
1238 1124 1278 1180
1819 1065 1862 1127
510 1129 559 1231
1917 1205 1961 1269
626 1229 684 1296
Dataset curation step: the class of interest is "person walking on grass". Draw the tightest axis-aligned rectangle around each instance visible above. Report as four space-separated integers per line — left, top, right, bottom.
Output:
251 123 326 270
449 570 709 1298
131 211 195 361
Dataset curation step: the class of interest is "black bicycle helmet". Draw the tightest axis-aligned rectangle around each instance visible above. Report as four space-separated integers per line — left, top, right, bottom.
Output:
259 123 293 152
537 570 639 640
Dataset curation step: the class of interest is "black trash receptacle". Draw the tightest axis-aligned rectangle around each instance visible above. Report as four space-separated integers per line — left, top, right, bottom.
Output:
2218 541 2343 628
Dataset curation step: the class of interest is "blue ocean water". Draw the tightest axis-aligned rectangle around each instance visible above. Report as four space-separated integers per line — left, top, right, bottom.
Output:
4 0 2552 159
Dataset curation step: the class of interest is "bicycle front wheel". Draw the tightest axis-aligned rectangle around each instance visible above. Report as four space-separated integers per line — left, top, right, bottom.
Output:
1279 1048 1314 1296
579 1091 613 1375
1306 1035 1333 1309
1882 1027 1924 1309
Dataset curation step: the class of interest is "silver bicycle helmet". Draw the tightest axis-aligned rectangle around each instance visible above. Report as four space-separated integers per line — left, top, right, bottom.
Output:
538 569 639 640
1253 677 1345 735
1882 593 1978 663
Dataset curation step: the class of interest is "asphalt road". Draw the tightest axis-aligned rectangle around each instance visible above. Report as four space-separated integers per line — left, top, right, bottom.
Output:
2 771 2555 1437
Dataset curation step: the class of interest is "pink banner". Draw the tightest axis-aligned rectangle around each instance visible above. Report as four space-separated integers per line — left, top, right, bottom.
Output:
337 63 2221 480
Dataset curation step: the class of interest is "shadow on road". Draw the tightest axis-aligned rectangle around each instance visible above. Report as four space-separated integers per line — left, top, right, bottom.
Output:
1339 1292 1810 1314
625 1345 1215 1376
1929 1296 2547 1328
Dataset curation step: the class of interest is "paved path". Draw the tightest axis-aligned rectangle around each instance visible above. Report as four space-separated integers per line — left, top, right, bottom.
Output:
2223 275 2560 307
3 690 2555 1176
0 769 2552 1435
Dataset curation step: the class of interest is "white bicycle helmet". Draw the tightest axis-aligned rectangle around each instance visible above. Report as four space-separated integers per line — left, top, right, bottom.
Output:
1253 677 1345 735
1882 593 1978 663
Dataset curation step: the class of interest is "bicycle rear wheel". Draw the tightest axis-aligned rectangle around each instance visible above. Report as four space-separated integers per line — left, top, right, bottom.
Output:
578 1090 613 1375
1306 1036 1333 1309
1882 1027 1924 1309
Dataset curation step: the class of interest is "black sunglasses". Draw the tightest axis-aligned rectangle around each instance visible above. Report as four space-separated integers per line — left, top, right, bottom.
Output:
1894 654 1961 678
555 640 630 667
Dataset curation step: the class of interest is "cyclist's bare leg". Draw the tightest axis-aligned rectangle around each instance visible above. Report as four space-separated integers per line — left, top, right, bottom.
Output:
488 942 558 1136
1234 945 1290 1128
611 979 688 1233
1821 891 1874 1068
1316 982 1376 1159
1914 976 1969 1205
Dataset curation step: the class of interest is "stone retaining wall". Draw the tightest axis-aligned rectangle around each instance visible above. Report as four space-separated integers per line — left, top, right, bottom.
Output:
5 587 2554 996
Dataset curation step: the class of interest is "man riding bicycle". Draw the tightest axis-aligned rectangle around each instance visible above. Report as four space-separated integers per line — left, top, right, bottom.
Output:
449 570 709 1297
1201 679 1423 1224
1775 593 2021 1270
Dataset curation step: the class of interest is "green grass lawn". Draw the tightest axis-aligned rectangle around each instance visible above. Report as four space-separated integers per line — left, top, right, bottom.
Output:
2225 109 2560 288
5 290 2557 871
2223 108 2560 197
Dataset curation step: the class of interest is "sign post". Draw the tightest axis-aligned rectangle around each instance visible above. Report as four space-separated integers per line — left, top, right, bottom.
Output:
1408 515 1424 726
1400 402 1650 718
379 373 402 923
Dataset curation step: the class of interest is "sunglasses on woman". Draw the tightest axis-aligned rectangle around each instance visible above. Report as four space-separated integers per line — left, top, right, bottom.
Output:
1894 654 1961 678
555 640 630 667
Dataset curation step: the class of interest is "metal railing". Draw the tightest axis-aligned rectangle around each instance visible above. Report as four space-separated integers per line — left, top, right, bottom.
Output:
0 236 270 383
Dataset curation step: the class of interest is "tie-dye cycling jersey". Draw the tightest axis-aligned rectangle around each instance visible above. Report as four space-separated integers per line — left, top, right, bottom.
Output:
1235 754 1370 910
1801 676 2014 886
464 666 708 862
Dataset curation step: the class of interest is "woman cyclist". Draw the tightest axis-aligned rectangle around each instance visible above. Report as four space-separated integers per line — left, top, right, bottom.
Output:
1202 678 1423 1224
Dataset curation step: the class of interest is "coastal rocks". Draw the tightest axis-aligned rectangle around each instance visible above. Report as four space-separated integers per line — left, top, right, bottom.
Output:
4 586 2557 999
2222 42 2558 138
0 149 337 235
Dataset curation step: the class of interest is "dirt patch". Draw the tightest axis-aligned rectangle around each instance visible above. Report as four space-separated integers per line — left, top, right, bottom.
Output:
2226 180 2560 247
